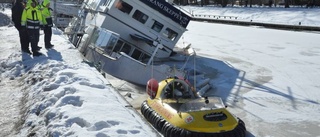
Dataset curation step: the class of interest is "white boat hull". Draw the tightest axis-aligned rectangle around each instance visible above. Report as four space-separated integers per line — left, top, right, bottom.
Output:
84 45 185 85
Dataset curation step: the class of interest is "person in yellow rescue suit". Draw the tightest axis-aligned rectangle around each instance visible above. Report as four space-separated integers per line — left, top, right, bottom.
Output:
21 0 43 56
25 0 41 8
41 0 54 49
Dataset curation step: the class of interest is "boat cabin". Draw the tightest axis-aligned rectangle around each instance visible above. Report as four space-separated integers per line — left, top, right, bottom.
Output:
80 0 191 60
65 0 190 85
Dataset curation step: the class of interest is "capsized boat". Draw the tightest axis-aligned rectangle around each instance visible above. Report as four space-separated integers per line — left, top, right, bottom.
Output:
141 78 246 137
64 0 193 85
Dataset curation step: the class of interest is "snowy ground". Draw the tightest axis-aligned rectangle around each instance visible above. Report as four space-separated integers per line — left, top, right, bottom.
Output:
1 5 320 137
0 9 158 137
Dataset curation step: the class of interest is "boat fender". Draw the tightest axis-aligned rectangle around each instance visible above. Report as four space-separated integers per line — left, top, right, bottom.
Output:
146 78 158 99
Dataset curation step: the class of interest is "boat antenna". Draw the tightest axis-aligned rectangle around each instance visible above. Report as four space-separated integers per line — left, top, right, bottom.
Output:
184 42 197 92
146 32 161 80
147 36 162 65
193 49 196 92
151 56 154 78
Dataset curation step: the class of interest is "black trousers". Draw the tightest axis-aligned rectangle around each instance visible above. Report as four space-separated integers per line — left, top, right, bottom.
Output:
27 29 40 52
43 26 52 47
17 28 30 51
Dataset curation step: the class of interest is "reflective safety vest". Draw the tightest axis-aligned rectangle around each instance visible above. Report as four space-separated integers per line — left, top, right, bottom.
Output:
41 5 53 27
21 6 43 29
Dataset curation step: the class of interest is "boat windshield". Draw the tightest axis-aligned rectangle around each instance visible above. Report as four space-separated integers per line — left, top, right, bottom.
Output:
179 97 225 112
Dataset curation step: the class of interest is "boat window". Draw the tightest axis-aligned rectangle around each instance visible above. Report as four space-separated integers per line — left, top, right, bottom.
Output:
105 44 113 54
151 20 163 32
107 36 118 48
131 48 149 61
132 10 148 24
102 0 110 6
132 50 150 62
179 98 225 112
141 54 150 62
113 40 124 53
163 28 178 41
120 43 131 55
57 14 73 18
105 35 118 53
115 0 132 14
141 54 150 61
131 49 142 60
89 29 100 46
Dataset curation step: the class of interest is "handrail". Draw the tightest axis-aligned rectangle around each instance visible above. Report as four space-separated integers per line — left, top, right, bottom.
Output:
192 17 320 32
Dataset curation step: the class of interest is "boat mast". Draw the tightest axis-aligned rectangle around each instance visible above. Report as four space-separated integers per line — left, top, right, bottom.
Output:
147 39 163 66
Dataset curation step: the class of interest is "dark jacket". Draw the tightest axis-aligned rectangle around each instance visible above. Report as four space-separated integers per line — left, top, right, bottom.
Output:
11 0 25 30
